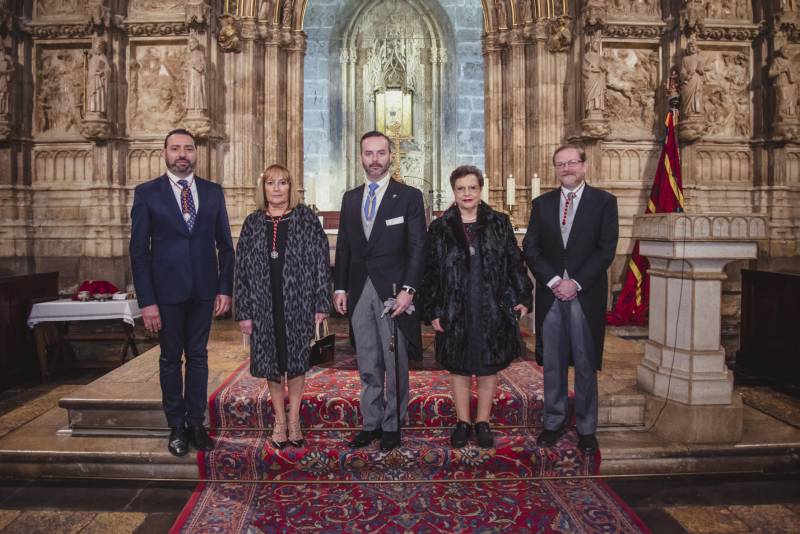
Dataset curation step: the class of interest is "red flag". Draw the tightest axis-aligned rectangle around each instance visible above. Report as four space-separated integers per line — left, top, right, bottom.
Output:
607 110 685 326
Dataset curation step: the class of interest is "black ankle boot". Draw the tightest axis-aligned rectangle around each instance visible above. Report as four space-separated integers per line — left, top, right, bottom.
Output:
450 421 472 448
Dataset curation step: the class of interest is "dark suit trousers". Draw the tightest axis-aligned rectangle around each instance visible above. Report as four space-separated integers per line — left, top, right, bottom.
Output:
158 298 214 428
542 298 598 435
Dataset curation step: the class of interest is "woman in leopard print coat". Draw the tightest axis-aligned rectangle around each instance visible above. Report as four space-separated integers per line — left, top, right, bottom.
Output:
235 164 331 448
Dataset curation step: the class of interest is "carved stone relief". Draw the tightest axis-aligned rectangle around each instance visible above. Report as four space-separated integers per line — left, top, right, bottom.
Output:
604 47 659 138
33 149 93 183
608 0 660 19
694 148 752 182
127 148 164 185
129 0 185 18
36 0 85 18
601 144 660 183
36 48 84 136
0 46 11 139
128 44 186 135
702 49 751 138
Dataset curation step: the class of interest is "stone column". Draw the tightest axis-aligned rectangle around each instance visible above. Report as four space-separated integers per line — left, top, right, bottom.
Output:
634 213 768 443
262 28 284 167
509 29 528 227
285 30 306 199
483 33 504 208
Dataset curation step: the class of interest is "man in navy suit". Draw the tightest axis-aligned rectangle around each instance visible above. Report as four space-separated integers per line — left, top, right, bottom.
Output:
130 128 234 456
333 131 426 451
522 144 618 454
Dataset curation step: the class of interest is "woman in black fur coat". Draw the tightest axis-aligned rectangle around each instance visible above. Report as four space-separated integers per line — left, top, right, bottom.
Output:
235 164 331 450
422 165 532 449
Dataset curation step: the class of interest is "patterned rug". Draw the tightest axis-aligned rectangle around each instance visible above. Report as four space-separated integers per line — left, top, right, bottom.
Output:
171 338 650 533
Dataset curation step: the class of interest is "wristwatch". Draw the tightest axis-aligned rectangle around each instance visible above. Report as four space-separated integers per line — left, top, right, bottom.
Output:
401 285 416 295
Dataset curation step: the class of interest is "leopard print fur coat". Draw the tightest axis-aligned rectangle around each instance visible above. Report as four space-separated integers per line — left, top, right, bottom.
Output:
234 204 331 380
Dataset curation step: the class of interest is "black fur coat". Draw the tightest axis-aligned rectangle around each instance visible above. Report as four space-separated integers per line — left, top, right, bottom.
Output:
234 204 331 380
421 203 533 370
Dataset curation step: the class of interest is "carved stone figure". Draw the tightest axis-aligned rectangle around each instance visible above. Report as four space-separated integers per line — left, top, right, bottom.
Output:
700 50 751 138
546 17 572 53
769 46 798 119
519 0 532 23
86 39 110 115
37 50 83 135
185 0 210 26
87 0 111 27
129 46 186 134
583 0 607 26
604 48 659 137
495 0 508 29
217 15 241 52
583 35 606 113
186 37 207 111
0 47 12 116
680 38 708 117
282 0 294 28
682 0 706 32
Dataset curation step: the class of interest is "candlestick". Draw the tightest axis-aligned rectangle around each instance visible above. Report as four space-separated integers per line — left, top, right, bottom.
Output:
532 173 541 200
506 174 516 206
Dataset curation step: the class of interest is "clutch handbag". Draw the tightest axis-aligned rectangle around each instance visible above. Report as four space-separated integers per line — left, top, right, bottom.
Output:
310 318 335 366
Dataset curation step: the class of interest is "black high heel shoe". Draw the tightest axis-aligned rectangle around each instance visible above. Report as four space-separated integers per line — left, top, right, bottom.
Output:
271 421 288 449
288 420 305 448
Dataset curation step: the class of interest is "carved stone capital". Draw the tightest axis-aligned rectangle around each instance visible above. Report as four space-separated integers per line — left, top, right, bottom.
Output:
185 0 211 29
80 116 112 141
681 0 706 34
217 15 242 52
582 0 607 28
287 31 307 52
0 117 11 140
772 120 800 144
546 17 573 53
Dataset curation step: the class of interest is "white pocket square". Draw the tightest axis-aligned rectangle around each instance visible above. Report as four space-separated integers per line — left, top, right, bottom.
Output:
386 216 404 226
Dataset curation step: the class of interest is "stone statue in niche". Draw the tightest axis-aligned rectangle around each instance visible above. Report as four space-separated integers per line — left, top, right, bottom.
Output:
86 38 110 115
583 34 606 113
680 38 709 118
129 46 185 133
518 0 532 23
769 45 798 120
494 0 508 29
282 0 294 28
186 37 206 111
185 0 210 26
604 48 659 137
37 49 83 135
87 0 111 28
0 47 12 116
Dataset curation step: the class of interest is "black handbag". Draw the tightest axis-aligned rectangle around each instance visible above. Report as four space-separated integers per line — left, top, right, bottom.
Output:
309 319 335 366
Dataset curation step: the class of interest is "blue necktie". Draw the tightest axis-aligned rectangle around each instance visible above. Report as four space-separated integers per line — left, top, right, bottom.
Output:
178 179 197 232
364 182 379 222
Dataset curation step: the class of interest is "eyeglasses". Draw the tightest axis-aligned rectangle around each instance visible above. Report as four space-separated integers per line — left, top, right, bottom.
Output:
554 160 583 169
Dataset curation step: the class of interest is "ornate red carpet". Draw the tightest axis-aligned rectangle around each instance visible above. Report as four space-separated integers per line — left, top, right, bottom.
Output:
171 341 650 533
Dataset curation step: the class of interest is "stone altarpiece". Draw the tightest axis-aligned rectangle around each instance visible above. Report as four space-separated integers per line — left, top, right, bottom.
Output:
0 0 798 311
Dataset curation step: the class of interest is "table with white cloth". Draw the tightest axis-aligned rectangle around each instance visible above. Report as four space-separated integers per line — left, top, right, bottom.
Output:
27 299 142 380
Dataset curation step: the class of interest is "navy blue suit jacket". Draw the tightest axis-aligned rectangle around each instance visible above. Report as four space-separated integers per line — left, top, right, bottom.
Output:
130 174 235 308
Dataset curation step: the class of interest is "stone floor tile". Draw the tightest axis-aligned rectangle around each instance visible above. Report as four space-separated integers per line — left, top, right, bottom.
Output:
0 386 79 438
0 510 22 530
664 506 751 534
1 510 96 534
80 511 148 534
133 512 181 534
728 504 799 533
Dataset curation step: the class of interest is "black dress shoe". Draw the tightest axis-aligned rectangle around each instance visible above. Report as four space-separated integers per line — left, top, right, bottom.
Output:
348 428 382 449
379 431 401 452
578 433 599 454
537 427 565 448
167 426 189 457
450 421 472 448
474 421 494 449
187 424 214 451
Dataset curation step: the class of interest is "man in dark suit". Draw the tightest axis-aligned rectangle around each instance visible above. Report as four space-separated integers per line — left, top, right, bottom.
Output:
333 131 426 451
522 144 618 454
130 128 234 456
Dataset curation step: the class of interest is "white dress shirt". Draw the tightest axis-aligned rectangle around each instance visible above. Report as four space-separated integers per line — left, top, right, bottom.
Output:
547 181 586 291
166 170 199 214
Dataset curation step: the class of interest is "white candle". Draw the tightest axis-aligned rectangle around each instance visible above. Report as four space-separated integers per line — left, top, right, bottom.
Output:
532 173 541 200
506 174 516 206
481 175 489 203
